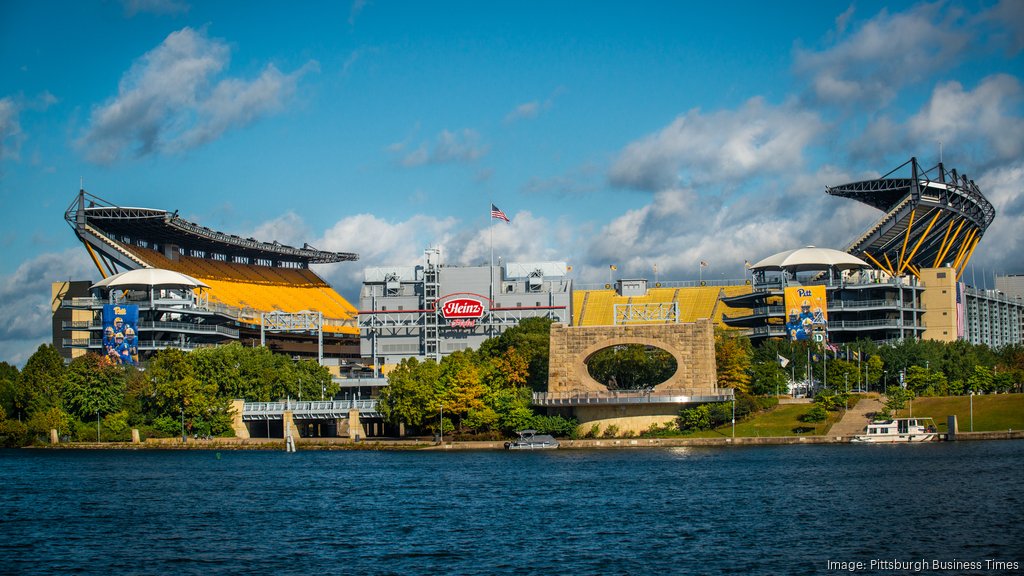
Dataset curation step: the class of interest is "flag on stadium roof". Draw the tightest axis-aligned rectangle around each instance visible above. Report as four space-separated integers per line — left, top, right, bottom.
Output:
490 203 510 222
700 260 708 268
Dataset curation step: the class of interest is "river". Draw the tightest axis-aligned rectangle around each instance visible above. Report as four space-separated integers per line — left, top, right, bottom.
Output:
2 441 1022 575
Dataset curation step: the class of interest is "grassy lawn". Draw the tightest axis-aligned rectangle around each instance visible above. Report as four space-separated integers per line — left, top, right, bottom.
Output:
681 403 844 438
893 393 1024 433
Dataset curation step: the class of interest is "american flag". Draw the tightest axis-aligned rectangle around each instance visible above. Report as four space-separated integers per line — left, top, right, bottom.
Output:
490 203 510 222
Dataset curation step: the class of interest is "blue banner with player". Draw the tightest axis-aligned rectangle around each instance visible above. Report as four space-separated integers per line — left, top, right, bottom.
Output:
102 304 139 365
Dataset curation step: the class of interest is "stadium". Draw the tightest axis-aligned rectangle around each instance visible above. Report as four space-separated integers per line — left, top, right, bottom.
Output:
51 158 1023 424
56 190 365 375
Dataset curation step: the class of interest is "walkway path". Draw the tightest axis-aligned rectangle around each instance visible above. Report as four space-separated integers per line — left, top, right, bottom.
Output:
829 396 885 436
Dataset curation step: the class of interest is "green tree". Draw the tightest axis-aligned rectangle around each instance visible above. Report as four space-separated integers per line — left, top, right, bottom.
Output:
17 344 65 417
715 330 752 392
61 353 126 420
586 344 676 390
966 365 994 394
377 358 442 428
479 317 552 391
0 361 19 417
904 366 948 397
749 360 788 396
146 348 231 435
884 386 914 413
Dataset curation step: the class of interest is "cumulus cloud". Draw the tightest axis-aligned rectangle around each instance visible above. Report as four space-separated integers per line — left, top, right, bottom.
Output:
854 75 1024 165
608 97 823 190
794 3 970 107
906 75 1024 161
972 161 1024 274
977 0 1024 55
0 249 96 366
394 128 489 168
77 27 316 164
247 211 313 248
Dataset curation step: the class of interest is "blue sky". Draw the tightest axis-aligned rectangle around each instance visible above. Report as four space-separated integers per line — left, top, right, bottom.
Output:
1 0 1022 364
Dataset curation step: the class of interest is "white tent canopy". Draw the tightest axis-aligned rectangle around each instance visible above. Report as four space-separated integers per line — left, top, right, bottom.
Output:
750 246 870 272
91 268 208 290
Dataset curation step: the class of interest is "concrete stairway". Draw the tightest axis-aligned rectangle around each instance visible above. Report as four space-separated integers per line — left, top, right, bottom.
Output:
828 397 885 436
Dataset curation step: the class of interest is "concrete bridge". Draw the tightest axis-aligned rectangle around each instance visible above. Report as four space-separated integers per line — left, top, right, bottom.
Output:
234 399 385 440
242 399 381 420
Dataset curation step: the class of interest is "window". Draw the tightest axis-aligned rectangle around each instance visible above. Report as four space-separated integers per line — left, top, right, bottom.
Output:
937 272 946 278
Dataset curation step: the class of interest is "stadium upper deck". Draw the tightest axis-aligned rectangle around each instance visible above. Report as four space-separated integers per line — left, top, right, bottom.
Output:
827 157 995 281
64 190 359 334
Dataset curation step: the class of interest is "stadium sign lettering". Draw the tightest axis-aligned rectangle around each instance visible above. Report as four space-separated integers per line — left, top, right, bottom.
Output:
441 298 485 319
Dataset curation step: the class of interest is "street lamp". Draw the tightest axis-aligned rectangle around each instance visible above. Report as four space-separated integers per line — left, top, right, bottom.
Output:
439 404 444 445
180 407 185 443
731 394 736 439
970 390 974 432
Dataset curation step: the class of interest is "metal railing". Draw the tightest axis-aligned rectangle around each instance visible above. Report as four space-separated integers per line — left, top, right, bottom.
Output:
242 399 380 419
533 389 733 406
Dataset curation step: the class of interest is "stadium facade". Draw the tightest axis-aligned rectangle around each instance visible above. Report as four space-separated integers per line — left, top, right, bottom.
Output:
358 249 572 369
721 158 1023 349
55 190 364 368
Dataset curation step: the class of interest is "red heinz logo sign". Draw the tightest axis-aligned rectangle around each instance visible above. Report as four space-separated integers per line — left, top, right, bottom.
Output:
441 298 485 319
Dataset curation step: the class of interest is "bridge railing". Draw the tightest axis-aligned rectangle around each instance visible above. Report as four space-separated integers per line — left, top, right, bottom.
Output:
533 389 733 406
243 399 380 419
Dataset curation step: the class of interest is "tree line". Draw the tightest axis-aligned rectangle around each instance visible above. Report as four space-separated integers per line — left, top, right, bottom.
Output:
0 343 333 446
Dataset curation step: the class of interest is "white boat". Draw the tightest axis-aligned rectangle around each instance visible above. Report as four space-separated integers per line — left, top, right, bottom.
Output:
852 417 938 443
505 429 559 450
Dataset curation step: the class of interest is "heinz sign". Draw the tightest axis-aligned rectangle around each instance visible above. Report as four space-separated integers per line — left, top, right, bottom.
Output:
441 297 486 319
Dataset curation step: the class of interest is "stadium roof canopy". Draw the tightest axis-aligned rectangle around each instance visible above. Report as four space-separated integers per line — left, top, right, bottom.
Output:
66 190 357 266
825 157 995 280
750 246 870 272
92 268 208 290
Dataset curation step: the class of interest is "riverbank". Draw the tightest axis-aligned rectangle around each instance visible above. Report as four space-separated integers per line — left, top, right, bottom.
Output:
28 428 1024 451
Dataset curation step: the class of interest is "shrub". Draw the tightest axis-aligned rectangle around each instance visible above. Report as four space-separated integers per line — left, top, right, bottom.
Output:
601 424 620 438
800 404 828 423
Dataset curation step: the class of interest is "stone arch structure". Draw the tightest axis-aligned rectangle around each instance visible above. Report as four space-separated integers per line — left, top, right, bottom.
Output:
547 319 717 395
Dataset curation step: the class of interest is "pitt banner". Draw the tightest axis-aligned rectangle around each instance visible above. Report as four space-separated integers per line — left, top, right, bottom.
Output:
784 286 828 342
102 304 139 365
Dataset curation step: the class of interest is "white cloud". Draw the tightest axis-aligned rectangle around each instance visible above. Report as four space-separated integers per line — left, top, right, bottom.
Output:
77 27 316 164
854 74 1024 165
794 3 970 107
972 161 1024 275
0 249 96 367
906 75 1024 161
504 86 564 123
0 96 23 163
505 101 539 123
609 97 823 190
397 128 488 167
247 211 313 248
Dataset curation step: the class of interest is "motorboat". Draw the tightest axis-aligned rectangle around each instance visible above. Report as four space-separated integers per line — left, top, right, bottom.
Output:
852 417 938 443
505 429 559 450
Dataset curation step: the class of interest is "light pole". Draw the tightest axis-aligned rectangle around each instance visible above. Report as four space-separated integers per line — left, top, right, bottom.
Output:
731 394 736 439
96 411 100 443
180 407 185 443
439 404 444 445
970 391 974 432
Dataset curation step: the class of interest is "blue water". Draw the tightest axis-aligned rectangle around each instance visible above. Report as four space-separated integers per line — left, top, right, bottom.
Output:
2 442 1022 575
